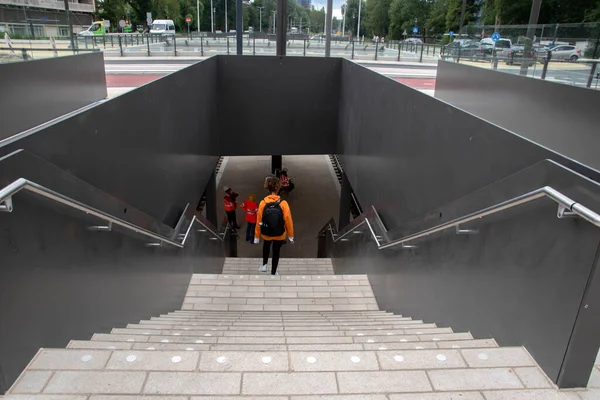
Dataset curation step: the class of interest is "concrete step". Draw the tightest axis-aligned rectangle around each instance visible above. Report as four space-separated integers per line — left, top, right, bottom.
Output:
110 327 455 337
127 322 439 330
7 347 546 396
90 331 474 345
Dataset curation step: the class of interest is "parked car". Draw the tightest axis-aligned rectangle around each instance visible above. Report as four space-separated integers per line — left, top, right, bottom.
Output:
452 42 490 61
402 38 423 44
548 45 581 61
505 45 535 66
480 38 513 58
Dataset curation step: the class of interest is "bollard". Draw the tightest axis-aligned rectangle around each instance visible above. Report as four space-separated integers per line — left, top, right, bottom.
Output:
21 49 28 60
227 38 230 55
397 43 401 61
253 37 255 55
146 33 151 56
374 38 379 60
103 35 106 49
303 39 306 56
118 35 123 56
351 40 354 60
419 43 424 63
457 46 461 63
111 35 114 46
173 34 177 56
200 35 204 56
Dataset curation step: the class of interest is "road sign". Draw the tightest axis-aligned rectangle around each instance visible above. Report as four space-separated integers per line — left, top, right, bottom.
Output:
492 32 501 41
402 30 407 37
449 31 454 37
104 19 110 28
146 12 153 25
412 27 418 34
40 16 47 23
186 17 191 23
119 19 126 28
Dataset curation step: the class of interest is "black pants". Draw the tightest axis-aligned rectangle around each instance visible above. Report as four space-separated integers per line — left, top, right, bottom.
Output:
226 210 239 229
263 239 285 275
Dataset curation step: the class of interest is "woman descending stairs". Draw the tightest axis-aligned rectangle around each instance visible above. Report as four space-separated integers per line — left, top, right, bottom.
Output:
4 258 598 398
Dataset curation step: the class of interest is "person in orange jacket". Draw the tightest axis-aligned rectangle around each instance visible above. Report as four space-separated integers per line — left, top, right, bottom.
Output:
254 176 294 275
240 193 258 243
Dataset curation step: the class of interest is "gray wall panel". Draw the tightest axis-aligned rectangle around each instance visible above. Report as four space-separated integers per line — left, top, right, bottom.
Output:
0 52 107 140
337 60 598 231
435 61 600 173
330 201 600 385
0 193 224 392
0 58 219 225
217 56 340 155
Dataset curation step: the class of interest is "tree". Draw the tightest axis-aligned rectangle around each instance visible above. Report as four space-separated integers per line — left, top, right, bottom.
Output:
344 0 366 37
445 0 479 32
388 0 432 40
97 0 129 30
586 2 600 21
426 0 448 35
365 0 392 36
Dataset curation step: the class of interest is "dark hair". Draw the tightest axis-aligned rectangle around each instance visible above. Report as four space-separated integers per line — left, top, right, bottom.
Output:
264 176 282 194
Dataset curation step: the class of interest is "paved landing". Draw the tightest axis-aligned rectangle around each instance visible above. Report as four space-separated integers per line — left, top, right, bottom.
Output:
216 155 340 258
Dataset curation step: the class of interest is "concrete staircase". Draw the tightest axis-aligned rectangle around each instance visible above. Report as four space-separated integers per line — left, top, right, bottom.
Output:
4 258 598 398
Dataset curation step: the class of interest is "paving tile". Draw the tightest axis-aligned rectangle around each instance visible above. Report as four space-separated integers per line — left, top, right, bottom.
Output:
514 367 553 389
290 351 378 371
44 371 146 394
243 372 337 395
132 343 211 351
428 368 524 391
388 394 484 399
286 337 353 344
105 350 199 371
419 333 473 341
67 341 134 350
193 305 230 311
10 371 53 394
198 351 288 371
218 337 286 344
291 396 387 400
378 349 466 370
229 305 265 311
92 334 149 343
90 397 186 400
191 397 288 400
264 305 300 311
338 371 431 393
461 348 536 368
4 396 88 400
209 344 287 351
578 390 600 399
482 390 582 400
287 344 365 351
437 339 498 349
224 330 285 337
363 342 438 351
588 367 600 388
143 372 241 394
29 349 111 370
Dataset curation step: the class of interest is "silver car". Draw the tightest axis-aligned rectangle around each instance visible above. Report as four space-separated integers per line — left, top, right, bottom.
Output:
549 45 581 61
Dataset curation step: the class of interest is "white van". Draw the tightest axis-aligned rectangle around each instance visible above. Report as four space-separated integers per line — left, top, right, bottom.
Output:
150 19 176 34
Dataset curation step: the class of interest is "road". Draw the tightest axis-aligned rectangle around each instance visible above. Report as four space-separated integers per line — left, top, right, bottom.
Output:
103 58 439 97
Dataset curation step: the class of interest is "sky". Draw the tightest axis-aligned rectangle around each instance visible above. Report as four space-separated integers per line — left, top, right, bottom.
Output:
311 0 345 18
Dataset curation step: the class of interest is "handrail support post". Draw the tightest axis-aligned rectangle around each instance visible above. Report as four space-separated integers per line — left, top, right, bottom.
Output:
0 196 13 212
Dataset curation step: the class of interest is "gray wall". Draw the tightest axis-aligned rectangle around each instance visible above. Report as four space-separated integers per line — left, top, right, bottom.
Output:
0 193 224 392
335 59 600 387
0 57 220 226
217 56 340 156
435 60 600 173
337 60 599 232
329 201 600 386
0 52 107 141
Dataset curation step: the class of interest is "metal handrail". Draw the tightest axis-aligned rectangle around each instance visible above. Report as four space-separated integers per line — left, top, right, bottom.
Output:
326 186 600 251
0 178 224 247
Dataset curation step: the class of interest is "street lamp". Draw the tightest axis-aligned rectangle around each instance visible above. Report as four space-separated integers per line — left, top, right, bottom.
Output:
225 0 228 33
357 0 361 42
258 6 263 32
197 0 200 33
211 0 214 32
272 10 276 34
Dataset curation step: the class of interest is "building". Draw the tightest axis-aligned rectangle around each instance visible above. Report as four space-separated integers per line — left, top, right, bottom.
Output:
0 0 95 38
296 0 310 9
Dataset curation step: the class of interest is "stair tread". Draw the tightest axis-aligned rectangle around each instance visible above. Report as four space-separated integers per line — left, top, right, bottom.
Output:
6 268 575 397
